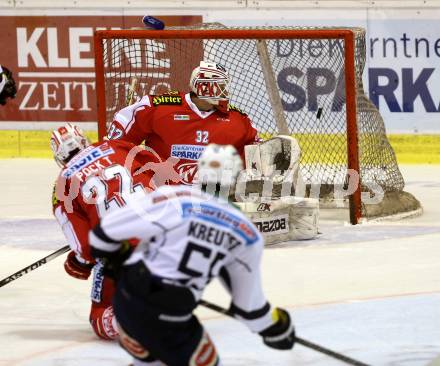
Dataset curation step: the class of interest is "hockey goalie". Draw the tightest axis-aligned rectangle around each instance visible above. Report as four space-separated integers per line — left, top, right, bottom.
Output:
235 135 319 245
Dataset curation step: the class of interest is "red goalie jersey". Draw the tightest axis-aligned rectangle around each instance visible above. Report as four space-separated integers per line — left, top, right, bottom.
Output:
107 92 260 185
52 139 154 262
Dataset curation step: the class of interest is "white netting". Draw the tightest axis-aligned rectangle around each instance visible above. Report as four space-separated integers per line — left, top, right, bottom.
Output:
97 24 421 220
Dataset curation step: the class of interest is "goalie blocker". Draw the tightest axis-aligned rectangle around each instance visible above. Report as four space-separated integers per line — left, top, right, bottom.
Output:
236 135 319 244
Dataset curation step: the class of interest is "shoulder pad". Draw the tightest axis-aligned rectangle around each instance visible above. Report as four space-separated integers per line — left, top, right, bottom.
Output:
228 104 247 116
151 92 183 106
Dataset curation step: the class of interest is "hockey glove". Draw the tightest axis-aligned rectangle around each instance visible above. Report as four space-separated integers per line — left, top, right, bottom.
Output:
64 251 94 280
99 240 133 281
0 66 17 105
259 308 295 350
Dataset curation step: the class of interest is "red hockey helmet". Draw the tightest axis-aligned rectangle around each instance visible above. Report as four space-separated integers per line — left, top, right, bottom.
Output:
189 61 230 113
50 123 89 167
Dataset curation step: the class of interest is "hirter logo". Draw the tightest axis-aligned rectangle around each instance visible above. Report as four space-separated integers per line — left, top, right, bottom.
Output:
152 95 182 106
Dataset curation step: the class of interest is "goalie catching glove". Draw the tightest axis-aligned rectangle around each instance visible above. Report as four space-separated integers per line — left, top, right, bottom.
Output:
259 308 295 350
64 251 94 280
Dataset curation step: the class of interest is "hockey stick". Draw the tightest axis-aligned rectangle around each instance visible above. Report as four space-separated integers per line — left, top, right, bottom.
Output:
126 77 138 107
0 245 69 288
199 299 371 366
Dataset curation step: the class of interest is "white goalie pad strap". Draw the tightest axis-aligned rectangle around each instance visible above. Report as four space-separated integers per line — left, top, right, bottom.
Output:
236 196 319 245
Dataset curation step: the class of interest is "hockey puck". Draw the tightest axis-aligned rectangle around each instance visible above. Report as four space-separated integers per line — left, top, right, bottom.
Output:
142 15 165 30
316 107 323 119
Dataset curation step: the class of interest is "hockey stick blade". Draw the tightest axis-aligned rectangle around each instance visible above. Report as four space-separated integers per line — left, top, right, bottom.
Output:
0 245 69 287
199 299 371 366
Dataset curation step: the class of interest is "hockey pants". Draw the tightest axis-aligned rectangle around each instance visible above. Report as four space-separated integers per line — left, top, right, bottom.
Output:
114 261 220 366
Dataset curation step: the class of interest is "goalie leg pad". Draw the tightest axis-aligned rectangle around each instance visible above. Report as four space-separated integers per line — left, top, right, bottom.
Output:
236 196 319 245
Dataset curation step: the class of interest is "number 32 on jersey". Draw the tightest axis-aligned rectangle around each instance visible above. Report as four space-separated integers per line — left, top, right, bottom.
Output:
196 130 209 144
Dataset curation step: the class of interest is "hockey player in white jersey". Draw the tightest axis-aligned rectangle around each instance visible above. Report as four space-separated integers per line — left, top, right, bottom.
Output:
89 144 295 366
0 65 17 106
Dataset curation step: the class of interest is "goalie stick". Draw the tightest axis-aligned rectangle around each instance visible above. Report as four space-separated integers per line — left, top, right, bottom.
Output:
199 299 371 366
0 245 69 288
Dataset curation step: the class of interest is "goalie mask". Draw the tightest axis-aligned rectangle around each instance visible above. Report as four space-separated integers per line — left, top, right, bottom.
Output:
0 65 17 106
50 123 90 167
198 144 243 199
189 61 230 113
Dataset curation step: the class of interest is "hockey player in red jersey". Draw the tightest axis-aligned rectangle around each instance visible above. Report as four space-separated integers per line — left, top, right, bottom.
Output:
51 123 155 340
107 60 261 185
89 144 295 366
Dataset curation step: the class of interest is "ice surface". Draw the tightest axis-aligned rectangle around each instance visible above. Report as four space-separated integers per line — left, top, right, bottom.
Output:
0 161 439 365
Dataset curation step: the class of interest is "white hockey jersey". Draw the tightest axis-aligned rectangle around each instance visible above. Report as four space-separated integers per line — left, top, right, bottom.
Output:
89 185 274 333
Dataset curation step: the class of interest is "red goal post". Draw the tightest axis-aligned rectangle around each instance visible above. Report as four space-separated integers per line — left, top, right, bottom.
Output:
93 27 421 225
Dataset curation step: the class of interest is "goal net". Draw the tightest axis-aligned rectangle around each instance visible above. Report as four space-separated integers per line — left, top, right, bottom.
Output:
94 24 421 224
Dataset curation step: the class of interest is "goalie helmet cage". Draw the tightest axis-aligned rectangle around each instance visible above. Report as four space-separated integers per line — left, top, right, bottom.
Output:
94 25 422 225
